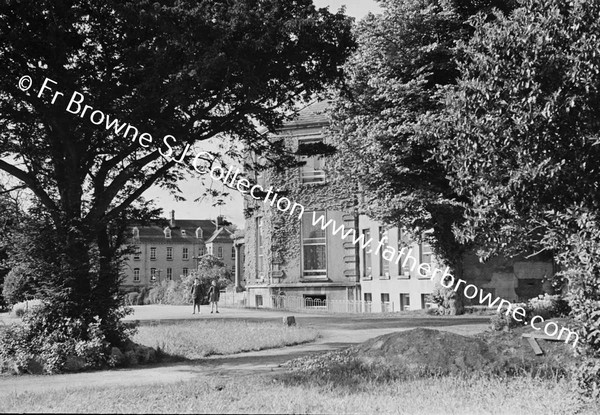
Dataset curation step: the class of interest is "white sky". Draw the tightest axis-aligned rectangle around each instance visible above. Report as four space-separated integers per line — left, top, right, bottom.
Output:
144 0 382 228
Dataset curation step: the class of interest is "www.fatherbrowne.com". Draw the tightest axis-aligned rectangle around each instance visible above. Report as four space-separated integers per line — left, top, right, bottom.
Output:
206 163 579 349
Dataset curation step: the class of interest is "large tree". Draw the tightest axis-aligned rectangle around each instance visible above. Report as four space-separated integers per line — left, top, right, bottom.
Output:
434 0 600 356
329 0 516 275
0 0 353 349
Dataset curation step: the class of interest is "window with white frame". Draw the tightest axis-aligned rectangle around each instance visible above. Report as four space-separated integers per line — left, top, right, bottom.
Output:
181 229 186 237
256 217 265 278
419 232 433 278
133 268 140 282
166 268 172 280
182 247 188 260
183 267 189 277
301 211 327 278
166 247 173 260
217 246 223 258
164 227 172 238
133 246 141 261
298 133 326 184
379 227 390 278
150 247 156 260
132 227 139 239
362 229 371 279
150 268 156 281
231 246 235 260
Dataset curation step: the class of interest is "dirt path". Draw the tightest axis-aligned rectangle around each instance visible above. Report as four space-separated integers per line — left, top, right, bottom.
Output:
0 306 489 395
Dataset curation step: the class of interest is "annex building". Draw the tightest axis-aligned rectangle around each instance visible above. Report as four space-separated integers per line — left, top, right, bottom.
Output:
243 101 554 312
121 211 239 289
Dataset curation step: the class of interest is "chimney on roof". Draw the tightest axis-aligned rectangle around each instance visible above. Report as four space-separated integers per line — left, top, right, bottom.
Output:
170 210 175 227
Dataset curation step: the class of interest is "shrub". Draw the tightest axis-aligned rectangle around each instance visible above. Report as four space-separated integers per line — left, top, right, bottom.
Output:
489 313 507 331
574 358 600 398
0 304 137 374
126 292 139 306
12 299 43 318
2 264 39 306
529 294 571 320
490 303 531 331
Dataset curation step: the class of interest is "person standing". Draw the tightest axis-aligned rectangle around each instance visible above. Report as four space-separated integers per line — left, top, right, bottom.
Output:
207 280 220 314
191 278 202 314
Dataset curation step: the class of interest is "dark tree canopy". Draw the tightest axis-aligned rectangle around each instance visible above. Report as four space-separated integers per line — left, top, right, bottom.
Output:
434 0 600 355
0 0 354 353
329 0 516 269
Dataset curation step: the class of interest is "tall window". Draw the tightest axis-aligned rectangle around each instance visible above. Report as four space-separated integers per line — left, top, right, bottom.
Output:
208 245 213 256
164 227 171 238
199 246 205 256
166 247 173 260
298 134 326 184
150 247 156 260
133 268 140 282
150 268 156 281
257 217 264 278
379 227 389 277
397 229 409 278
301 211 326 278
420 238 433 268
166 268 172 280
400 293 410 311
181 230 186 237
362 229 371 279
133 246 141 261
182 247 188 260
231 246 236 260
217 246 223 258
183 268 189 277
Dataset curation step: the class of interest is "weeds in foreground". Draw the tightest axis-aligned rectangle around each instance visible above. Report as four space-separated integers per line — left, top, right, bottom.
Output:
0 371 595 414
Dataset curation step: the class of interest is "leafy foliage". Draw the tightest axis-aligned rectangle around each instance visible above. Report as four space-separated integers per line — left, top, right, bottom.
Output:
329 0 517 273
434 0 600 357
0 0 354 355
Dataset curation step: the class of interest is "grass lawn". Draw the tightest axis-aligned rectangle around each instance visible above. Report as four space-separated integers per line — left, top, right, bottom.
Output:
1 372 596 414
133 320 319 359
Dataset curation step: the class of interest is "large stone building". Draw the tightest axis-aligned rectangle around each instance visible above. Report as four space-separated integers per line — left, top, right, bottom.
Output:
243 101 554 312
121 212 238 289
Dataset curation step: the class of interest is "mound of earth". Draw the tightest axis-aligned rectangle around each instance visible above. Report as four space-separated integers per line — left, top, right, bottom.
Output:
352 328 496 375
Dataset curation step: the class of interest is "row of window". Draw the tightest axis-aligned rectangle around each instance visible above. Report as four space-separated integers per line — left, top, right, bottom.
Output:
255 212 433 280
362 227 432 279
132 227 204 239
133 246 236 261
132 267 190 282
363 293 431 311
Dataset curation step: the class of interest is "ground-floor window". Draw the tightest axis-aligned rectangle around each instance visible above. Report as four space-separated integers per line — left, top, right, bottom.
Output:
303 294 326 308
421 293 431 309
301 211 327 278
400 293 410 311
255 295 263 307
381 293 391 312
133 268 140 282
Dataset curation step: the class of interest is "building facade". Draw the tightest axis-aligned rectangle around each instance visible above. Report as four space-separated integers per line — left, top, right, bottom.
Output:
244 101 360 307
121 212 237 290
243 101 554 312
